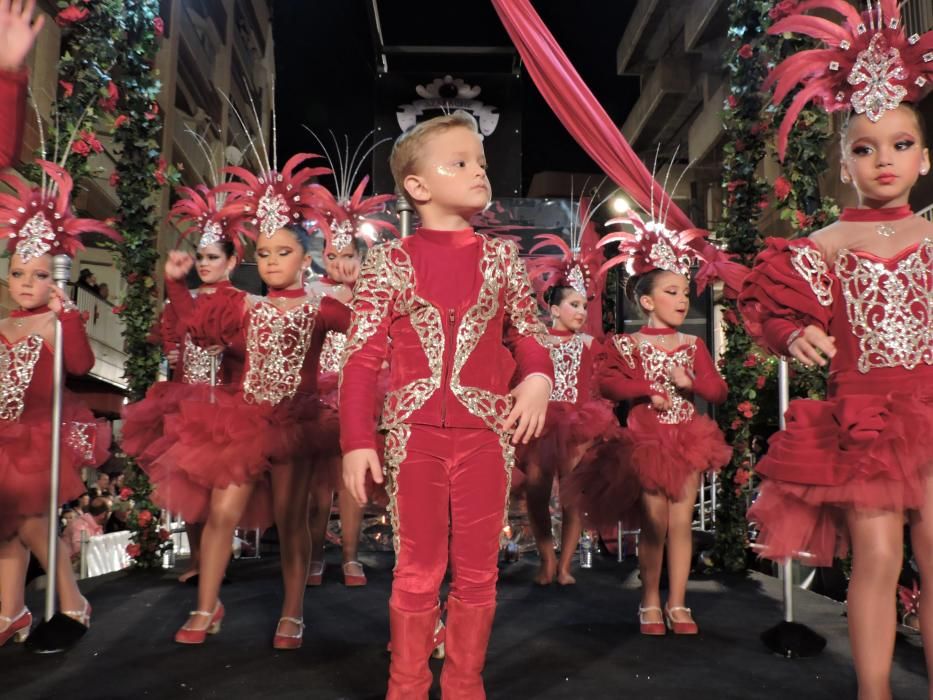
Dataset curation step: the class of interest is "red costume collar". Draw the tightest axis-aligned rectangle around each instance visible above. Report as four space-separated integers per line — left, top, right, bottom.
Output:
415 227 477 248
639 325 677 336
320 276 340 286
11 305 51 317
267 287 307 299
199 280 231 290
548 328 576 337
840 206 913 223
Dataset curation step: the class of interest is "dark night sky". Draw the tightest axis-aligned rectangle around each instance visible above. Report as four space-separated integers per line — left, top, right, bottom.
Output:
272 1 639 196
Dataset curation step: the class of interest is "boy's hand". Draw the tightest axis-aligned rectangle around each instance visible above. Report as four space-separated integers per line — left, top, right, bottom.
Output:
788 325 836 367
503 375 550 445
343 448 382 507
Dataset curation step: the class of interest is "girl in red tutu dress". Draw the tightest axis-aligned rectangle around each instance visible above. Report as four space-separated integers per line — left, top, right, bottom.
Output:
522 227 619 586
739 3 933 694
0 160 115 646
305 167 396 589
121 181 251 584
580 212 731 636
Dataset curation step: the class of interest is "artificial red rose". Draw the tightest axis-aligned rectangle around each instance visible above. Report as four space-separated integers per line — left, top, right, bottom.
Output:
127 272 139 283
726 94 737 109
722 309 738 326
743 353 757 367
731 419 742 430
159 528 170 541
137 509 153 527
794 210 810 229
109 171 120 187
734 468 751 486
153 16 165 36
774 176 792 201
126 543 141 558
737 400 756 418
59 80 74 98
99 81 119 113
114 114 129 129
756 375 766 390
56 5 89 26
120 487 133 499
72 139 90 156
735 139 746 152
738 44 754 59
154 157 168 186
758 198 770 210
769 0 798 21
726 179 747 193
144 102 160 120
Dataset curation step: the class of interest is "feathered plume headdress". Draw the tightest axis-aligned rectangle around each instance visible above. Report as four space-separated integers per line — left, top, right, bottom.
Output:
303 129 398 251
765 0 933 160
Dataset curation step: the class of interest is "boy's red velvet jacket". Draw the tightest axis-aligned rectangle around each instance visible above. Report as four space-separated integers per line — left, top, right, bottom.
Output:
339 228 554 453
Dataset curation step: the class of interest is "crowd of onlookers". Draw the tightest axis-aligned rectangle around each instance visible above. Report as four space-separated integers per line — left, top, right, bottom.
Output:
60 471 131 568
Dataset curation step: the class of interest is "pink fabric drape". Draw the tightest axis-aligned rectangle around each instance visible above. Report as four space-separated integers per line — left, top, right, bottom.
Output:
491 0 695 232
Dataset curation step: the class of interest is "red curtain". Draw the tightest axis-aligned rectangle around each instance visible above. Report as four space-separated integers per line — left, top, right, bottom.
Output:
491 0 695 232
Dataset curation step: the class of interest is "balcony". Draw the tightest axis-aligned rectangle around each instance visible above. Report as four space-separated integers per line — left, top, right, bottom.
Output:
72 285 128 389
616 0 663 75
621 56 695 147
684 0 727 52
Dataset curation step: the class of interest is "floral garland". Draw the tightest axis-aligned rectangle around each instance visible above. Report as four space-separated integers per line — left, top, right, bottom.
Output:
55 0 173 568
712 0 775 572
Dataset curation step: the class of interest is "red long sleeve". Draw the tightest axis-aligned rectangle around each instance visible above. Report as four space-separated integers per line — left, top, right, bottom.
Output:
319 295 351 335
0 67 28 169
502 249 554 384
61 310 95 376
690 338 727 404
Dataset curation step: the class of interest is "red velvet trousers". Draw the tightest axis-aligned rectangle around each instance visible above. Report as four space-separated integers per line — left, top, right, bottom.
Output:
386 425 510 612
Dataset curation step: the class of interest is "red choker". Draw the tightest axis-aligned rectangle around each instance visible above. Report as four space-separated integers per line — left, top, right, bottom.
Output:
200 280 231 290
639 326 677 336
267 287 307 299
840 205 913 223
11 305 51 317
548 328 576 337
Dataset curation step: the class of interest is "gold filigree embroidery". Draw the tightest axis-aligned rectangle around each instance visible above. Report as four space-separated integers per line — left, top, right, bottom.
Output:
382 424 411 562
549 334 584 403
319 330 347 374
0 334 43 422
790 243 834 307
242 298 318 405
498 431 516 528
835 240 933 373
65 421 95 463
612 335 637 369
181 334 221 385
637 341 697 425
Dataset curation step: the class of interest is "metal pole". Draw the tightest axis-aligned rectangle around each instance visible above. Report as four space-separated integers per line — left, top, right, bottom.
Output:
396 189 414 237
778 358 795 623
79 529 89 580
617 522 623 563
209 354 218 404
45 254 73 621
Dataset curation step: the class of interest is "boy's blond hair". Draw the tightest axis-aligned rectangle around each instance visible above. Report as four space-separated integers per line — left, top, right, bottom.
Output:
389 111 480 205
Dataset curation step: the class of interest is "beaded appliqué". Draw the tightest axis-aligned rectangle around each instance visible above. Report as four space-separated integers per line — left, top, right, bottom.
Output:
256 186 291 238
638 341 697 425
847 33 908 123
182 335 221 385
612 335 637 369
835 240 933 373
14 212 56 262
0 334 43 421
790 243 834 307
242 298 317 405
549 334 583 403
319 331 347 374
382 424 411 558
65 421 96 463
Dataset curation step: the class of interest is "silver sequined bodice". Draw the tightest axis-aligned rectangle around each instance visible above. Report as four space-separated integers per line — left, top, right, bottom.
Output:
548 334 583 404
182 334 222 385
0 334 43 422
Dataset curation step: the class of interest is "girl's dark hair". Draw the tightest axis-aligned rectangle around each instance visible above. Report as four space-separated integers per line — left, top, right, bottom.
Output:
545 284 575 307
282 223 313 254
625 269 666 314
199 239 237 259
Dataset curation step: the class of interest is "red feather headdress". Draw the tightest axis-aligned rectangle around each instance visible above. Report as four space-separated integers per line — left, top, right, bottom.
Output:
170 184 254 257
527 231 605 303
0 159 120 262
765 0 932 160
311 176 398 251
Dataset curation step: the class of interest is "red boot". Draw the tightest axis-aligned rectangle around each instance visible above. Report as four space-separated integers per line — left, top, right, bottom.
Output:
386 603 443 700
439 597 496 700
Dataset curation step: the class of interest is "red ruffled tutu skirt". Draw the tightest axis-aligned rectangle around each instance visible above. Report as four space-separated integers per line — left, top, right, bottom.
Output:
564 405 731 529
749 379 933 566
121 380 202 468
0 394 110 540
517 398 620 473
140 389 320 529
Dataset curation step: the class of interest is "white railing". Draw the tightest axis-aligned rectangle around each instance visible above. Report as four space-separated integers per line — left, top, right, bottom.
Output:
78 531 132 579
919 203 933 223
73 285 125 354
903 1 932 34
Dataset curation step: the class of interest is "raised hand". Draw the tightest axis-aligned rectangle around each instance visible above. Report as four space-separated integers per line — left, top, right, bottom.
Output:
165 251 194 281
0 0 44 72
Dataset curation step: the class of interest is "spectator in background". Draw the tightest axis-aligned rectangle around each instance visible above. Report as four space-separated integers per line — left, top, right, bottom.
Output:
0 0 44 169
77 269 99 295
97 282 110 301
64 497 111 561
94 471 111 496
71 492 90 515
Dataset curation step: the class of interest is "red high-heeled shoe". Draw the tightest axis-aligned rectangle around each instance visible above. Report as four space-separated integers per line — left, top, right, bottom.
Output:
0 607 32 646
664 604 699 635
342 561 367 587
638 606 666 636
174 602 224 644
272 616 304 650
306 561 325 587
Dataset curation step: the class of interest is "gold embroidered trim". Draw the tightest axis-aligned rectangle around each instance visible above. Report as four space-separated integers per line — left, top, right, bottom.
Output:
382 424 411 563
638 341 698 425
611 335 637 369
319 330 347 374
836 240 933 373
549 334 584 403
790 243 834 307
0 334 43 422
65 421 96 463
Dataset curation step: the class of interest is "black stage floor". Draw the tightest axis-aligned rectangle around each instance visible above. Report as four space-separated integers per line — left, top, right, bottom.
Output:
4 551 928 699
